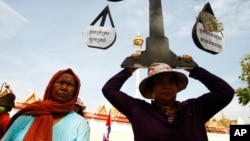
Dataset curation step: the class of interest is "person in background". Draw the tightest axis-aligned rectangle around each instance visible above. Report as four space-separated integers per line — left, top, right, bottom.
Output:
0 84 14 96
2 68 90 141
102 55 234 141
0 93 15 139
74 98 86 117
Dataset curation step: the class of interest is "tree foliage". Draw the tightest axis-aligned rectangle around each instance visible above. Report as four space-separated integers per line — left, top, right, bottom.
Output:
236 54 250 106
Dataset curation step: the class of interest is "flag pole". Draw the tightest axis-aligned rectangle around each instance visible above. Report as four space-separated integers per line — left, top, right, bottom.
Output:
103 109 111 141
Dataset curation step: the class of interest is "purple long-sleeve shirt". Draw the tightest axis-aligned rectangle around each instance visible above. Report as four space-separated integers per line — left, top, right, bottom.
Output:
102 67 234 141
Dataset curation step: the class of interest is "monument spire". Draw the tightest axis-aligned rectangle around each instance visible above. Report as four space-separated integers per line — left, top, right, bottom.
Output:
121 0 197 68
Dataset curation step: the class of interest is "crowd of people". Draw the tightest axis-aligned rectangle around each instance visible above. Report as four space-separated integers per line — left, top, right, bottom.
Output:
0 55 234 141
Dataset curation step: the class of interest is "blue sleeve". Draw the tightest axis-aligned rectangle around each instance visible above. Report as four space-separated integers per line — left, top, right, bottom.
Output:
76 117 90 141
1 115 34 141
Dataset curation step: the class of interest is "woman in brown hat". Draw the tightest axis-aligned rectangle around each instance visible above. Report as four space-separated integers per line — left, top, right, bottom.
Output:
74 98 86 117
102 55 234 141
2 68 90 141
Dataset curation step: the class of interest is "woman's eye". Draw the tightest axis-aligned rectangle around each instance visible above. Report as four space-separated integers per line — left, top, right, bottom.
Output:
67 82 74 86
57 81 64 84
153 80 162 84
56 80 74 87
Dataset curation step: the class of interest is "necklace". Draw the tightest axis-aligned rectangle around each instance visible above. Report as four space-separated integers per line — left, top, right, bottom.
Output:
156 102 175 113
157 103 177 123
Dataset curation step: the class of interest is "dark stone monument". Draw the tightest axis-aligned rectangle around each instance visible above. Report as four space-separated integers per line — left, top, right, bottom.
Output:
119 0 198 68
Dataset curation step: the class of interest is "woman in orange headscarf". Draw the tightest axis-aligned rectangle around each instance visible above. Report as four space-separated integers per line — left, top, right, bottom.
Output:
2 68 90 141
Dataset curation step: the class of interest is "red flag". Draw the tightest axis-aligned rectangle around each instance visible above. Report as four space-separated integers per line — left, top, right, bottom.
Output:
103 110 111 141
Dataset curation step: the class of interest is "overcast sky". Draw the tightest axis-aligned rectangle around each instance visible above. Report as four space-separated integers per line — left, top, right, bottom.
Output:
0 0 250 123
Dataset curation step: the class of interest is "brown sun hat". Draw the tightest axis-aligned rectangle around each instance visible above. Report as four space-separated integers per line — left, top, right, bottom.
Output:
139 63 188 99
75 98 86 110
0 93 16 109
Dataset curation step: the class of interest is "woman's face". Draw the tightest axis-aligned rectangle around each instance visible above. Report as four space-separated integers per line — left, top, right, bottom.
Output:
51 73 76 103
152 73 178 105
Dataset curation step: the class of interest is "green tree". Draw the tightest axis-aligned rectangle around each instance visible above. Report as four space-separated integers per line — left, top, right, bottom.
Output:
236 54 250 106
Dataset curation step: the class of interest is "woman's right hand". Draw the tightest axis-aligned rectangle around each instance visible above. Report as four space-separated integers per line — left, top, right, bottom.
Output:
126 67 137 73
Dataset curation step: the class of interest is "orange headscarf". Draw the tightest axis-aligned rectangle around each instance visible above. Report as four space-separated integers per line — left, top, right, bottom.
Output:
8 68 81 141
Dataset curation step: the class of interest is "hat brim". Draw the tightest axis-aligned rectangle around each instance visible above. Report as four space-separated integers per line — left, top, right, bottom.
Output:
139 71 188 99
75 104 86 110
0 93 16 107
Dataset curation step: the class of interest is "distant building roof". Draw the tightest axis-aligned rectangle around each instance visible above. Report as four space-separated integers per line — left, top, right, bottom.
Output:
15 90 40 109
